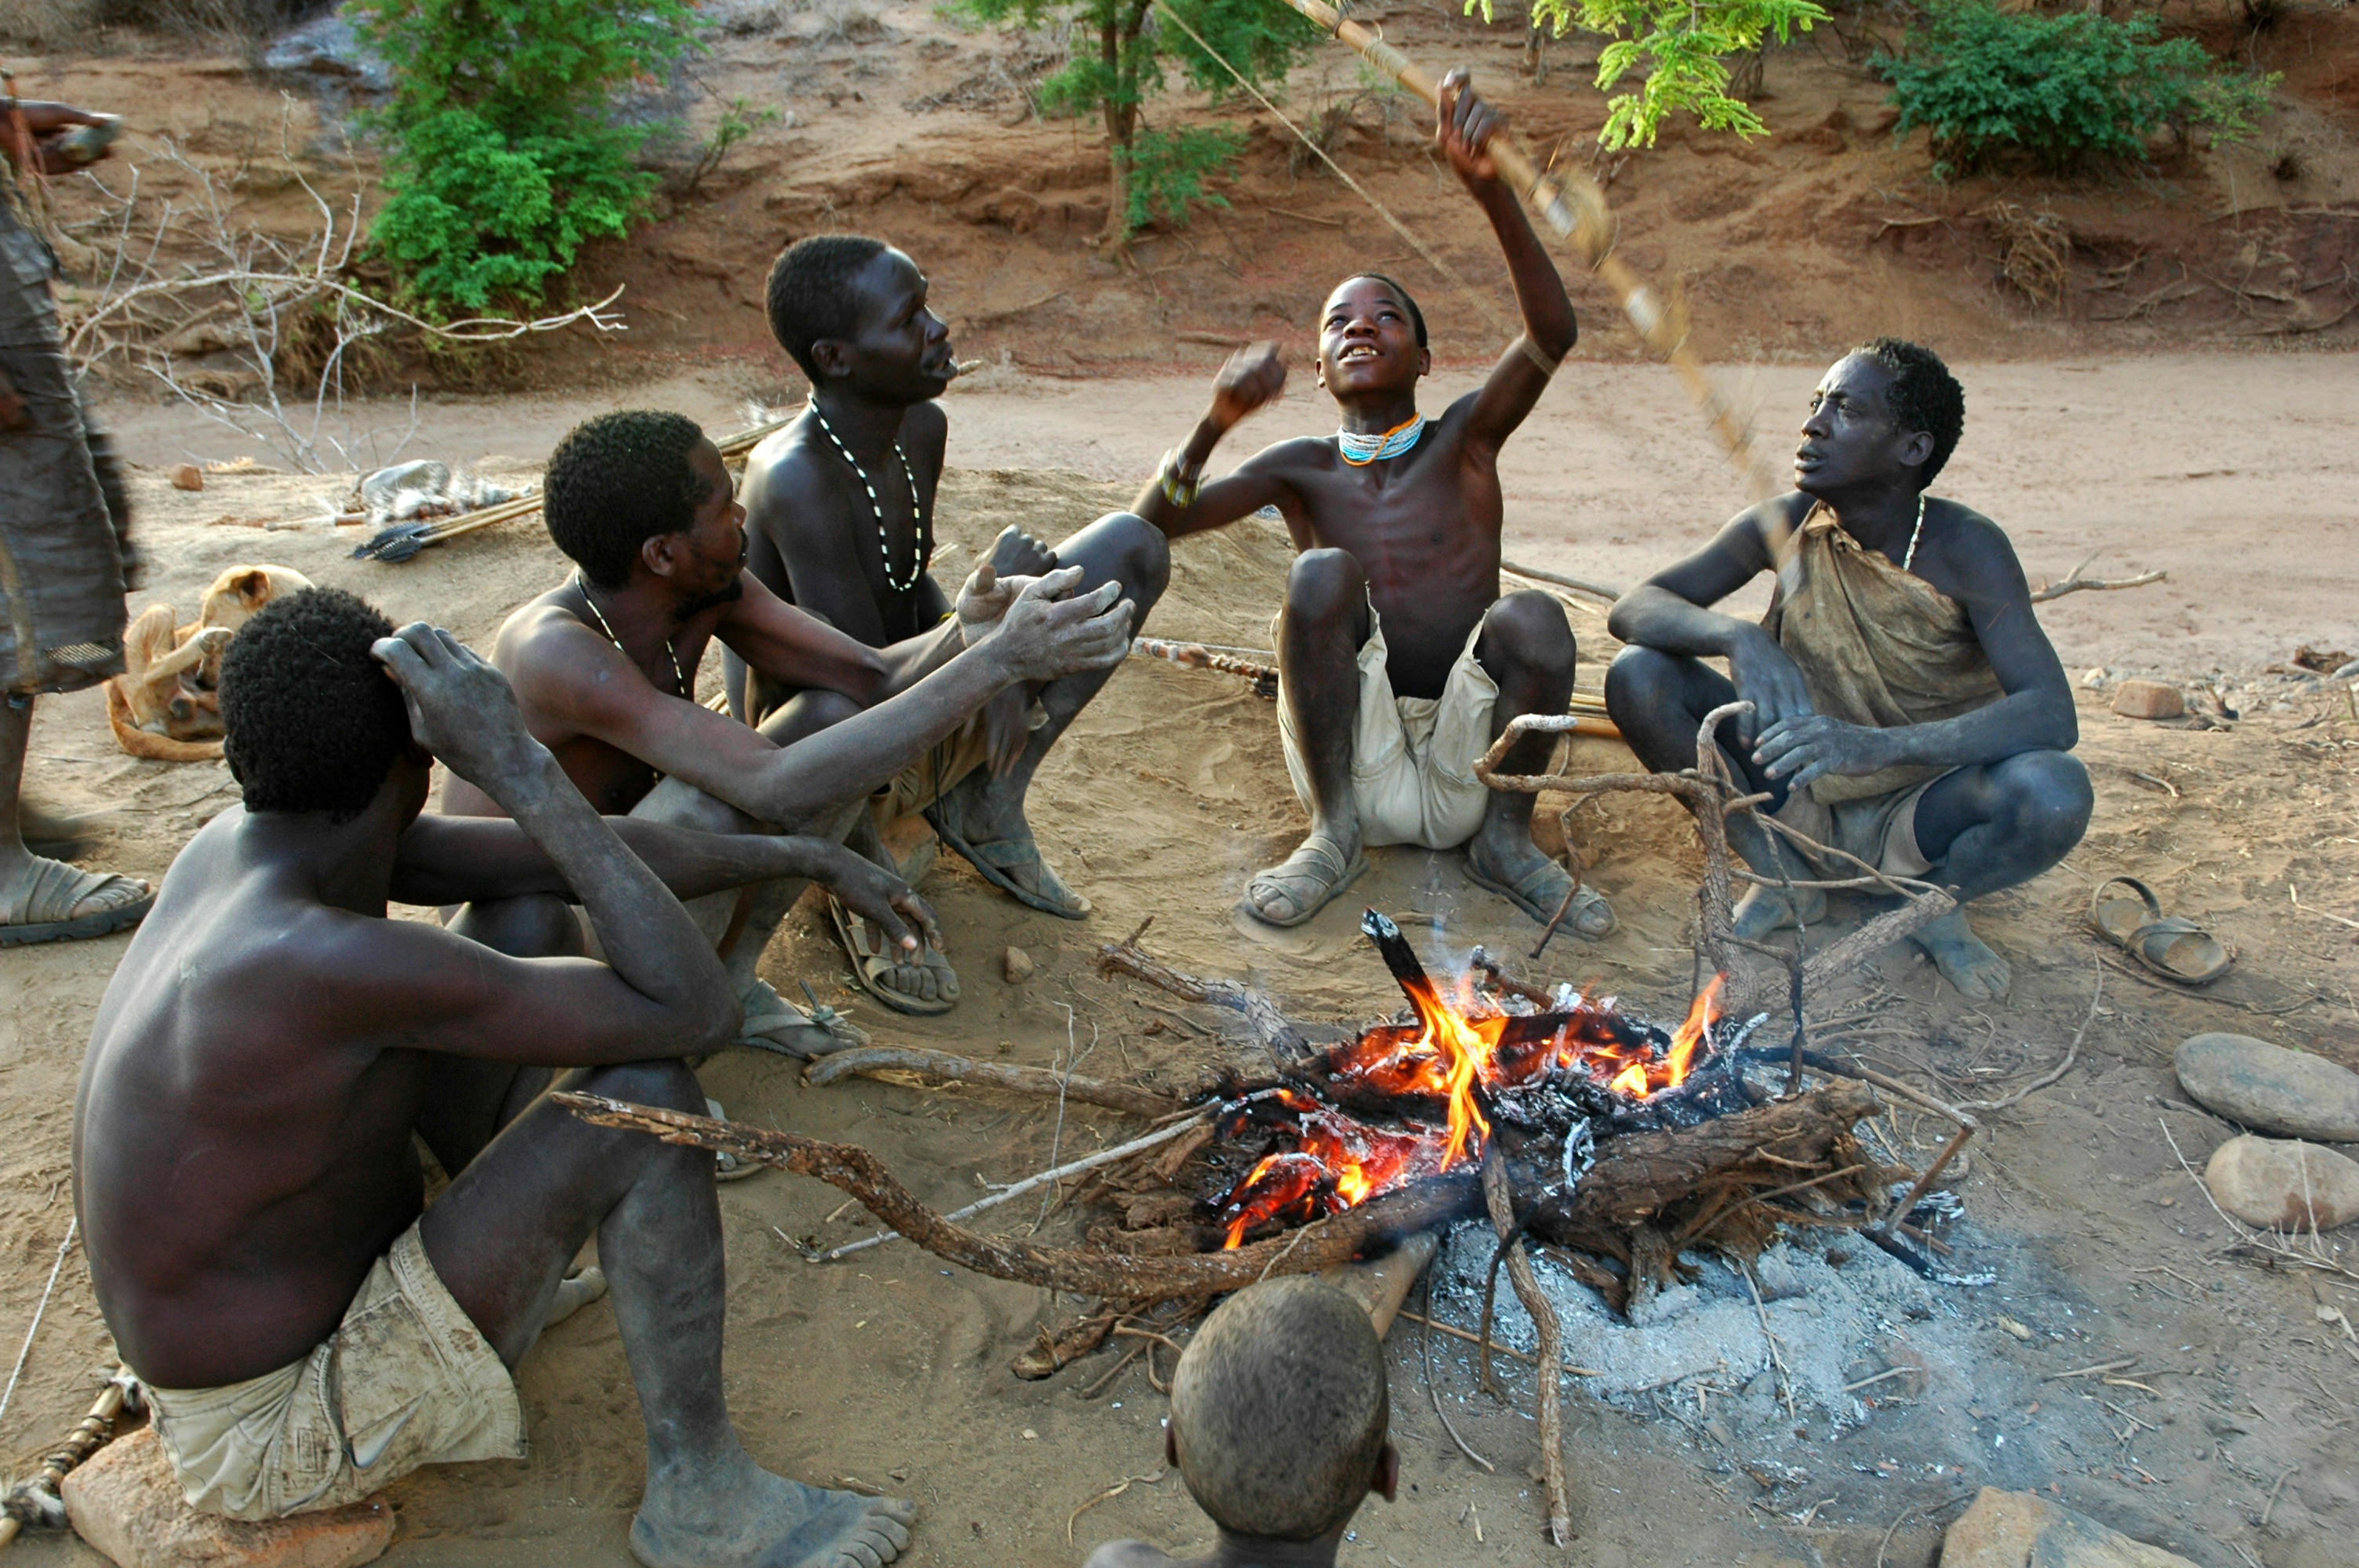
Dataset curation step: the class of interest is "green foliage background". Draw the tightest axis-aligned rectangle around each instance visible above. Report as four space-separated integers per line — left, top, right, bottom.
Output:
1473 0 1827 148
957 0 1318 241
1874 3 2277 178
351 0 699 312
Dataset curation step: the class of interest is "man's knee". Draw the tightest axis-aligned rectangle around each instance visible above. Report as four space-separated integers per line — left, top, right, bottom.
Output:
1993 750 2093 854
1285 548 1364 620
759 685 863 747
1482 590 1576 676
1089 510 1171 601
452 893 581 959
574 1057 705 1118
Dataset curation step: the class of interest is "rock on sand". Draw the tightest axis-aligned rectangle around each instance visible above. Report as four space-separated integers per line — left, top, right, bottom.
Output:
2174 1032 2359 1142
2202 1134 2359 1231
62 1426 392 1567
1939 1487 2197 1567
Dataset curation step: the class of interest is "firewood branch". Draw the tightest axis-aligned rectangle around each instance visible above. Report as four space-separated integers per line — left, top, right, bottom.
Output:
803 1045 1183 1119
2028 552 2167 603
554 1094 1476 1300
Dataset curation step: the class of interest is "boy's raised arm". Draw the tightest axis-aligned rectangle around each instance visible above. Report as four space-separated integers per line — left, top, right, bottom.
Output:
1132 343 1296 539
1442 69 1576 455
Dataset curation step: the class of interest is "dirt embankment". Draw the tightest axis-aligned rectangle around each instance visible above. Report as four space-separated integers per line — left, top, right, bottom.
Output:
9 0 2358 399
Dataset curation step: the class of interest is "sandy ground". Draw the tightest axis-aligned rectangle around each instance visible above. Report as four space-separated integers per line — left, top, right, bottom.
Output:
93 353 2359 677
0 359 2354 1568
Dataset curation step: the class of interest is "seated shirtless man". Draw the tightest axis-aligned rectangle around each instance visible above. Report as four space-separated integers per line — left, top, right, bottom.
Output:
1605 338 2092 1000
77 588 922 1567
1132 71 1608 937
447 408 1132 1068
738 233 1170 1015
1083 1277 1396 1568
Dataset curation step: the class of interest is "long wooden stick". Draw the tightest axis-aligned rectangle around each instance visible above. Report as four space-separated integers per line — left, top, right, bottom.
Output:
810 1103 1236 1265
804 1044 1183 1119
1268 0 1783 507
557 1093 1480 1298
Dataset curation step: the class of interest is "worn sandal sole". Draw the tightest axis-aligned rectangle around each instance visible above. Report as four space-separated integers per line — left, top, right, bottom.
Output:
1241 846 1367 929
1466 859 1616 938
925 803 1090 921
2087 875 2231 985
827 894 956 1016
0 889 154 948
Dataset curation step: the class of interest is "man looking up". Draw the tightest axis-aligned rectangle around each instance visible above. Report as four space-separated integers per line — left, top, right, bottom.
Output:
447 410 1132 1066
1130 71 1608 937
1605 339 2091 1000
741 233 1170 1015
78 589 919 1566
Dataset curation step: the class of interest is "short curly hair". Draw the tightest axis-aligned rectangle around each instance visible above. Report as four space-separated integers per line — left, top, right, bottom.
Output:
219 588 412 821
1330 273 1428 349
1852 337 1965 487
543 410 713 588
767 235 890 378
1168 1278 1390 1542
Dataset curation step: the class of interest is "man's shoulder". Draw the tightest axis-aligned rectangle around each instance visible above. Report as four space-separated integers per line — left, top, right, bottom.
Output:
1925 498 2023 580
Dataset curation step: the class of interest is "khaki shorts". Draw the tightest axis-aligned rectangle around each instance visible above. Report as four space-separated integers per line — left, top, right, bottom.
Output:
1277 606 1500 851
145 1222 526 1521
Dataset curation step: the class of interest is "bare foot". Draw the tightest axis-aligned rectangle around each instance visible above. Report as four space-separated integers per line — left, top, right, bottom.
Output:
633 1456 917 1568
1909 908 2011 1000
1730 881 1826 940
544 1266 607 1327
1466 829 1614 938
1243 829 1366 927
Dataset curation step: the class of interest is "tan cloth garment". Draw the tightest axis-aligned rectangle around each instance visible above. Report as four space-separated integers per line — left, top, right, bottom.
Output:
145 1222 526 1521
1277 603 1499 851
1764 502 2004 805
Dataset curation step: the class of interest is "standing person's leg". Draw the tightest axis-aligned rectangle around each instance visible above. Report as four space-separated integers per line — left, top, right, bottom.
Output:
929 510 1170 919
1898 750 2091 1000
1603 645 1821 938
420 1057 915 1568
1244 548 1372 926
1461 591 1613 936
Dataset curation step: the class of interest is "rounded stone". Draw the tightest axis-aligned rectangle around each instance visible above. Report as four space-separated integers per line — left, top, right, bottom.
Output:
169 463 205 492
2202 1134 2359 1231
1002 945 1035 983
2175 1032 2359 1142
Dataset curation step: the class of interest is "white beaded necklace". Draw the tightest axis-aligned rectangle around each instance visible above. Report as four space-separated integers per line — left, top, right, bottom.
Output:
574 571 686 696
808 402 931 593
1898 491 1930 574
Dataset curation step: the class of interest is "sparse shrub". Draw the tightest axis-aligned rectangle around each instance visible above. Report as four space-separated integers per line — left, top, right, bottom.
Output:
1873 2 2279 179
1474 0 1829 149
349 0 700 312
956 0 1318 249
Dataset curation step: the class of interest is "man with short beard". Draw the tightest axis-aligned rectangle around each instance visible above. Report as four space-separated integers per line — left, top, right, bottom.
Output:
1605 339 2091 1000
445 409 1133 1101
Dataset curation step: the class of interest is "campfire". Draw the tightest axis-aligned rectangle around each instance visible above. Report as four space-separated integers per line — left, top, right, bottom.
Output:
1207 911 1737 1249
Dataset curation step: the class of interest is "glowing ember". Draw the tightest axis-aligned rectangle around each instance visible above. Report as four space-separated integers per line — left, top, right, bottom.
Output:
1209 916 1726 1248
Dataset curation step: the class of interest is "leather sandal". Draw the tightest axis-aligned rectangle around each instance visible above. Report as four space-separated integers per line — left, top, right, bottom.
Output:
2089 875 2231 985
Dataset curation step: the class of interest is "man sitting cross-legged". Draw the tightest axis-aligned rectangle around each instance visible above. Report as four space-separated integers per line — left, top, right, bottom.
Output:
76 589 923 1567
1083 1277 1398 1568
445 409 1133 1072
1130 71 1609 937
1605 338 2092 1001
738 233 1170 1015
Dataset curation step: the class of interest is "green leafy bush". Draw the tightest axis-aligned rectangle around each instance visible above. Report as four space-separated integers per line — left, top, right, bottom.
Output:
1477 0 1828 149
958 0 1315 247
351 0 699 312
1873 3 2277 177
1124 124 1246 233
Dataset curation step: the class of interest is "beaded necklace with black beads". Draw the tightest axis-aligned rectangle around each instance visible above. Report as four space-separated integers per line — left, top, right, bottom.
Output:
808 401 932 593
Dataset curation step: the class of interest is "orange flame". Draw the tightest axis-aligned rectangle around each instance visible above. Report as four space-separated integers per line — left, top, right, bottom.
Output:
1211 973 1727 1247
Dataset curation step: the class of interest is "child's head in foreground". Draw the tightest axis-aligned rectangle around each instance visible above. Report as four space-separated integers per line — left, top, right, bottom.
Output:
1095 1278 1397 1564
